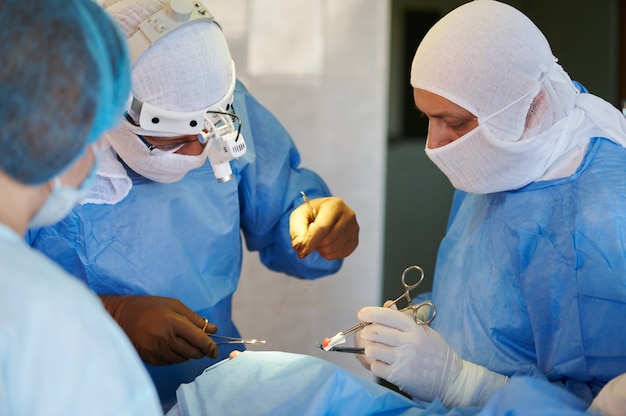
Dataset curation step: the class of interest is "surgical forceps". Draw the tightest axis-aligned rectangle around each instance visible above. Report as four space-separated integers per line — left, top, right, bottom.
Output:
210 334 267 345
319 265 436 353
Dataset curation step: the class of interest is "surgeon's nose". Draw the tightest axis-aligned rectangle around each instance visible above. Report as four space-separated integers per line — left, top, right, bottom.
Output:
426 124 454 149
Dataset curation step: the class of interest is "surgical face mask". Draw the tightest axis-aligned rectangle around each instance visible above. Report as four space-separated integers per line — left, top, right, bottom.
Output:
423 73 574 194
29 153 98 228
425 116 568 194
108 132 210 183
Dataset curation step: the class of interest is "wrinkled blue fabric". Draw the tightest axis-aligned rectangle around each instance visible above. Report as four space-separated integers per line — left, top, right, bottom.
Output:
0 225 162 415
164 352 603 415
27 81 342 408
431 137 626 404
165 351 481 416
479 377 589 416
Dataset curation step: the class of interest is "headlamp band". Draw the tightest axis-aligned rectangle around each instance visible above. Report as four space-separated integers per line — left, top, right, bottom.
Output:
126 0 214 64
128 60 237 136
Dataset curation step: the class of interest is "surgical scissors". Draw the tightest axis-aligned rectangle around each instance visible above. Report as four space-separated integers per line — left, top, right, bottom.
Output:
319 265 436 352
202 317 266 345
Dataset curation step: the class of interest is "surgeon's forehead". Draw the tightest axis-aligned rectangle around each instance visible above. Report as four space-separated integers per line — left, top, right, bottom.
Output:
413 88 475 118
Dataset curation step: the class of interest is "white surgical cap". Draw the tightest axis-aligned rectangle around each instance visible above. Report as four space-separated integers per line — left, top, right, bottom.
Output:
106 0 233 113
83 0 234 204
87 0 233 204
411 0 577 142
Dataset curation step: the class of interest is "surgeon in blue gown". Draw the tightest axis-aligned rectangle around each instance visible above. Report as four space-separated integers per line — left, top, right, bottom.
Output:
354 0 626 410
27 0 359 410
1 1 161 414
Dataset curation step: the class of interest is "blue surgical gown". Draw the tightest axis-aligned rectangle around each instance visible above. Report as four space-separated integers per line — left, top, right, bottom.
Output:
431 137 626 403
27 81 342 409
0 224 162 415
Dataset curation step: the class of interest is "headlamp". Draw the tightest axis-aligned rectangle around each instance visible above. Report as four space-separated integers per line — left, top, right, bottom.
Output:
126 0 214 64
122 0 246 183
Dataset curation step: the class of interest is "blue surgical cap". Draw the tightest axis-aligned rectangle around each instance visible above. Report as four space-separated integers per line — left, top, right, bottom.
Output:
0 0 131 185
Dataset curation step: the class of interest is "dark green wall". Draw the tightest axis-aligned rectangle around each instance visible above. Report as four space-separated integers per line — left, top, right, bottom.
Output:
524 0 619 105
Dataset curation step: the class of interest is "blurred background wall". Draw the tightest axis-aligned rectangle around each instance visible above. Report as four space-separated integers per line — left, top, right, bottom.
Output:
209 0 623 381
211 0 388 379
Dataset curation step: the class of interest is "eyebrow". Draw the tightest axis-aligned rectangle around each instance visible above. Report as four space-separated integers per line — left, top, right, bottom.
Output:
414 103 465 118
418 109 472 120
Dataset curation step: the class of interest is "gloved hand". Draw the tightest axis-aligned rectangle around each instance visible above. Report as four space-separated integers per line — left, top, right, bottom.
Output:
354 300 432 370
100 295 219 365
290 196 359 260
357 306 509 407
354 326 375 370
354 301 405 370
588 373 626 416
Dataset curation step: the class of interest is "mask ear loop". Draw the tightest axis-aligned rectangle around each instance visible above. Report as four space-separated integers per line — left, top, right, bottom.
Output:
46 142 99 198
73 143 101 191
476 68 553 144
481 83 544 126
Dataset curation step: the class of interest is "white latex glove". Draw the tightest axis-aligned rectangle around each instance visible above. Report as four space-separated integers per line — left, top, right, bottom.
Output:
354 301 432 371
358 306 509 407
354 324 375 370
588 373 626 416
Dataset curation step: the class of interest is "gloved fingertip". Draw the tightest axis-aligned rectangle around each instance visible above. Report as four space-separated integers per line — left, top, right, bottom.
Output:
357 326 372 341
357 307 370 320
292 239 302 251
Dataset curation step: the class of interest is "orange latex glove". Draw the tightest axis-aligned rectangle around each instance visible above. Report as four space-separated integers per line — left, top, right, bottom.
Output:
290 196 359 260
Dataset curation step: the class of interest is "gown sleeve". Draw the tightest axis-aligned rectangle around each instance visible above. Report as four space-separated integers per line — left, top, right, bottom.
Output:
234 81 342 279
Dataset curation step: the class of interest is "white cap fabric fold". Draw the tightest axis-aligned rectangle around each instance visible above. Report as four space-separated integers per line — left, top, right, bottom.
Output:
107 0 233 113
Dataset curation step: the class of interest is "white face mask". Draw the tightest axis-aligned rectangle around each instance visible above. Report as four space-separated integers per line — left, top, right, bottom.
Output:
425 121 566 194
108 132 209 183
29 160 97 228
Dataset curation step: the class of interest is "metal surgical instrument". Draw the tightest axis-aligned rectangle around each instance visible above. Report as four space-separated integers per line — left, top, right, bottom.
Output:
319 265 436 352
210 334 267 345
300 191 317 220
